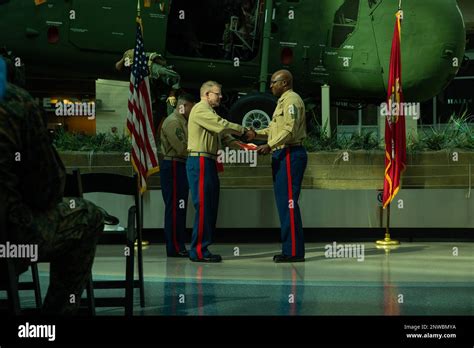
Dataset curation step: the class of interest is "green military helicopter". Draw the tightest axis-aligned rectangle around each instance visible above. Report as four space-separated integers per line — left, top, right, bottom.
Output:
0 0 466 129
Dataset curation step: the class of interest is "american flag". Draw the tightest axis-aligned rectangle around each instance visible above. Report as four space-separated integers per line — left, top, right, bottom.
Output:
126 16 160 193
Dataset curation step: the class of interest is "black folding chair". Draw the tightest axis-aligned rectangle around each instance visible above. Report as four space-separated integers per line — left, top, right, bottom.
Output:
0 190 21 315
0 190 41 314
79 172 144 316
64 169 96 316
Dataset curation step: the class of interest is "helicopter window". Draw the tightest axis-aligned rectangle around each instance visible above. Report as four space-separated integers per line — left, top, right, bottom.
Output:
331 0 360 48
166 0 262 61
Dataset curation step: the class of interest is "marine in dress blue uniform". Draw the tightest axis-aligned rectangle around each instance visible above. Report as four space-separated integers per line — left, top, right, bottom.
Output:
159 94 195 257
255 70 307 262
186 81 253 262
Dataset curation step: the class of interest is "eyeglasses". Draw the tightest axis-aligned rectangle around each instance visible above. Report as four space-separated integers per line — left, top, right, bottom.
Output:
270 79 286 85
208 91 222 97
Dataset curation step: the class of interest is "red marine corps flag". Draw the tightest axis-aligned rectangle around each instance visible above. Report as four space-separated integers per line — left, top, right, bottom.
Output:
383 9 406 208
127 1 160 193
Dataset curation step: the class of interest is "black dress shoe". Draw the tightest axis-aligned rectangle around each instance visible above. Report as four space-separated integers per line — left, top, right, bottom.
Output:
103 212 120 225
273 254 305 263
189 254 222 263
168 250 189 258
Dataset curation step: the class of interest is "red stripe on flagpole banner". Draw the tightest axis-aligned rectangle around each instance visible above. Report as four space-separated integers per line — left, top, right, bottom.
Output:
133 89 156 167
127 125 146 163
126 17 160 194
285 148 296 257
127 96 136 113
131 149 147 178
127 129 149 185
127 119 147 160
130 145 147 174
138 82 158 167
141 80 156 130
197 157 205 259
128 95 146 148
131 97 156 168
130 152 148 192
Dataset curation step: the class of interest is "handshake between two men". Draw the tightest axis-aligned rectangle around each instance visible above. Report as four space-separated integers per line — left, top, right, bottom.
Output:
240 128 272 155
174 71 307 264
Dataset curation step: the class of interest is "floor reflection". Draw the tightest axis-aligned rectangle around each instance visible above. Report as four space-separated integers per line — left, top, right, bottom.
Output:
12 242 473 316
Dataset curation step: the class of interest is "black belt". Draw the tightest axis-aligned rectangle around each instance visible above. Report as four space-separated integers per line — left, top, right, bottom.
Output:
188 151 218 160
163 156 187 163
273 142 303 151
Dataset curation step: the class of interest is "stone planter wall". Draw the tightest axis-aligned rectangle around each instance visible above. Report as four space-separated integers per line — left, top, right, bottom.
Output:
59 150 474 190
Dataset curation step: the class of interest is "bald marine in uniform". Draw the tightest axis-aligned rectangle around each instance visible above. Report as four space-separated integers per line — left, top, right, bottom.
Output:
186 81 255 262
159 94 196 257
254 69 308 262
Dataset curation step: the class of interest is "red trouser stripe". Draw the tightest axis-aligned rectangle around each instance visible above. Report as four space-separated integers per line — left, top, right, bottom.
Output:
172 161 179 252
286 148 296 257
197 157 205 259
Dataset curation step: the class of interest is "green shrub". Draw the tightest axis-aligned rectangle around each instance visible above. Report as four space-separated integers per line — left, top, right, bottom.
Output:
52 111 473 153
53 128 132 152
304 110 473 152
408 111 474 153
304 110 379 151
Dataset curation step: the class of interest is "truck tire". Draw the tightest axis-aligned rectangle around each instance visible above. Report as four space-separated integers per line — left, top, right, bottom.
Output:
229 93 277 131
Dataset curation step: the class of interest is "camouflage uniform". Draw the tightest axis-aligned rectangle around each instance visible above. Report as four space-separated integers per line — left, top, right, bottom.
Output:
0 82 104 315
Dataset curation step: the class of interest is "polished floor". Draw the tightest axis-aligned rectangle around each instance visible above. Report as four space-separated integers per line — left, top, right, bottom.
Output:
11 242 474 315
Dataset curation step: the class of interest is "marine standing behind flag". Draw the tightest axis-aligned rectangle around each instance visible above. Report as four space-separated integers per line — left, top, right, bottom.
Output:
159 94 195 258
383 9 406 208
127 3 160 193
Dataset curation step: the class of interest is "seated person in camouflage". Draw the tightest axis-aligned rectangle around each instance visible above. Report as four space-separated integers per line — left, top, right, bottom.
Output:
0 56 105 315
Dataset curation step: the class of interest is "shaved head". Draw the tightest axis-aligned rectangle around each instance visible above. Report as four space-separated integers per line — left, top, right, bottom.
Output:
273 70 293 86
270 69 294 97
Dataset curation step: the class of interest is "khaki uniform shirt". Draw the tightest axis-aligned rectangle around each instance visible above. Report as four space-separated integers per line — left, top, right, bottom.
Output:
160 110 188 159
256 89 306 150
187 100 245 155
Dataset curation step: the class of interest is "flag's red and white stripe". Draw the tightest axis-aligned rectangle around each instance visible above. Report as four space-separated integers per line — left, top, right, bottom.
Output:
126 18 159 193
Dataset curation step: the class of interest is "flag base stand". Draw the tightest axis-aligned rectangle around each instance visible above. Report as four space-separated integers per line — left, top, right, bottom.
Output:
376 244 399 257
376 234 400 246
376 204 400 246
134 239 150 247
